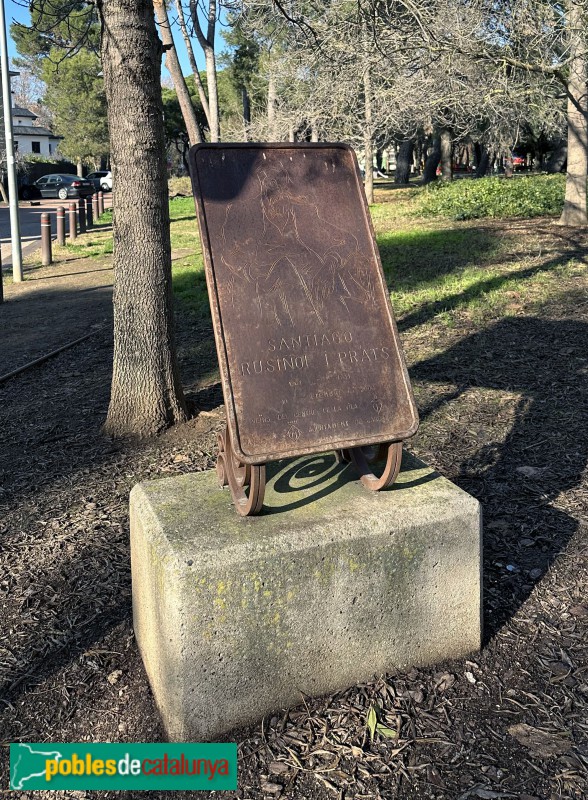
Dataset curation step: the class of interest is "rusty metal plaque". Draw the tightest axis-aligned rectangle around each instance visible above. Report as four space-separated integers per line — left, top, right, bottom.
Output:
189 143 418 464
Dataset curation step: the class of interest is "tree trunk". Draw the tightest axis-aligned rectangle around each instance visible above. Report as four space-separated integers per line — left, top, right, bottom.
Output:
413 138 422 175
559 0 587 226
440 128 453 181
77 157 83 177
465 138 474 168
203 47 220 142
175 0 211 129
100 0 187 438
267 70 278 140
546 141 567 173
190 0 220 142
395 138 413 184
363 60 374 205
422 137 440 184
241 87 251 140
364 132 374 204
154 0 203 146
475 147 490 178
310 117 318 143
375 148 384 174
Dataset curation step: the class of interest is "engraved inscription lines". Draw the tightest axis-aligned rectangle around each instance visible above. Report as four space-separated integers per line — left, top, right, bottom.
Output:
239 330 392 378
218 158 376 327
192 144 417 458
241 328 391 438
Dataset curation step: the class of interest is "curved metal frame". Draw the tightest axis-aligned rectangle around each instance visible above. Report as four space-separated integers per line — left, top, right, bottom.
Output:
217 426 403 516
216 427 266 517
345 442 403 491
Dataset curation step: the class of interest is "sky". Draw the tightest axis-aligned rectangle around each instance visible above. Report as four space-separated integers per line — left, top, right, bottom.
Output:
5 0 29 64
4 0 228 78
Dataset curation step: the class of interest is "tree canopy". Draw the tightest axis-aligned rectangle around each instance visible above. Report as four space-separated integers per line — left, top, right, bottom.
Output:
42 49 109 166
12 2 107 168
13 0 588 436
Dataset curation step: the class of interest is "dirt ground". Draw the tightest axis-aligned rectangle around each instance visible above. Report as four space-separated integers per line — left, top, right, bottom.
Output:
0 219 587 800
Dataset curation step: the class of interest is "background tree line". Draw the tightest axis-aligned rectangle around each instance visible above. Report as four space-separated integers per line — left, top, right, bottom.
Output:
12 0 588 437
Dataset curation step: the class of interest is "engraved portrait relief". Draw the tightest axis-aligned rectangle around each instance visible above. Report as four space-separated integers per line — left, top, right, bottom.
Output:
219 159 376 326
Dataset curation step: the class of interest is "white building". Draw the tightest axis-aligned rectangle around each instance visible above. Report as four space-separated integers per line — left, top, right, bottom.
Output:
12 105 60 158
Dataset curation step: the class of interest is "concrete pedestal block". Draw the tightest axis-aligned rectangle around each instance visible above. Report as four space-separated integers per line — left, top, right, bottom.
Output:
130 452 481 741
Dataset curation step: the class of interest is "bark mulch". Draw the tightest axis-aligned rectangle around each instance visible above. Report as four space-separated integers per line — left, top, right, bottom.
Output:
0 220 587 800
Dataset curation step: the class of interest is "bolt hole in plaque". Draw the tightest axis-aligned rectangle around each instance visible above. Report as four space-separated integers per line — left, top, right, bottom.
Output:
189 143 418 516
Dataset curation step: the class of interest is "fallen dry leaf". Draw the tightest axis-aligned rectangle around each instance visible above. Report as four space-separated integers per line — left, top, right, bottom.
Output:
107 669 123 685
508 723 573 758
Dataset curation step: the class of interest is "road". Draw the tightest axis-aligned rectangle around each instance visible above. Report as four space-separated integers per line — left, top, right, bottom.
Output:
0 195 112 269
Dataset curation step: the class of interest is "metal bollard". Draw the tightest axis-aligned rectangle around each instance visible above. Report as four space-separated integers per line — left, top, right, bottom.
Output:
92 193 99 222
56 206 65 246
86 195 93 229
41 212 52 266
78 197 87 234
98 190 104 217
68 202 77 242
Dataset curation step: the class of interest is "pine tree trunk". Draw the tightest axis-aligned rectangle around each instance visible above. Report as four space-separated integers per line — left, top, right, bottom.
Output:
559 0 587 226
395 139 413 184
440 128 453 182
100 0 187 438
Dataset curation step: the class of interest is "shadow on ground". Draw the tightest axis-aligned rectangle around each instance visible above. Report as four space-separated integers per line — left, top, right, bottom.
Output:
412 314 588 639
0 216 586 800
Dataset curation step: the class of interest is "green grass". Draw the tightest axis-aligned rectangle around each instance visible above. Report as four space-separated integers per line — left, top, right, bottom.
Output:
172 259 208 315
169 197 207 315
169 196 200 249
56 237 113 259
167 178 584 327
374 223 554 326
53 209 114 260
29 175 583 332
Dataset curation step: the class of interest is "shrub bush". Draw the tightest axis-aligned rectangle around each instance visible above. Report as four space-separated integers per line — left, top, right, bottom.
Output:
415 174 566 220
168 176 192 197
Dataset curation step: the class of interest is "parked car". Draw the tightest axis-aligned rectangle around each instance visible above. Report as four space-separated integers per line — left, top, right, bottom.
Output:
34 173 94 200
18 183 42 201
512 151 527 171
86 170 112 191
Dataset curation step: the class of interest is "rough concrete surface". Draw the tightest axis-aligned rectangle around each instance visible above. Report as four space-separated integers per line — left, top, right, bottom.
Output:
130 451 482 741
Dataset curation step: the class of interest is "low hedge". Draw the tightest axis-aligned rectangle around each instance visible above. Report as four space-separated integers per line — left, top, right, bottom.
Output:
415 174 566 220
